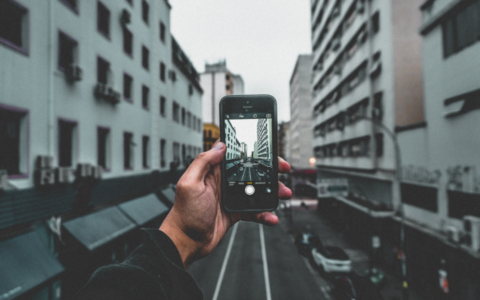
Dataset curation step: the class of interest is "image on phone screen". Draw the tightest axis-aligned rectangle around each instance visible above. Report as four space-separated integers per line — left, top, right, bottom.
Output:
224 113 273 197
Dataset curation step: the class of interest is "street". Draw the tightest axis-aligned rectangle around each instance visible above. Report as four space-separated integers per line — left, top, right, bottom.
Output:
227 159 273 182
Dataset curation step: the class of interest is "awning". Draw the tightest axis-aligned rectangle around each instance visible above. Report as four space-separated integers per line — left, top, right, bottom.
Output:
118 194 169 226
63 207 137 251
159 188 176 207
0 232 64 300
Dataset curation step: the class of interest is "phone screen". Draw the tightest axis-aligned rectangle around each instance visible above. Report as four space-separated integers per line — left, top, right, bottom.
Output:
221 95 278 211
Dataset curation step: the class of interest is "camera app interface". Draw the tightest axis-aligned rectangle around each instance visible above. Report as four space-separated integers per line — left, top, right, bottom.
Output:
225 113 273 197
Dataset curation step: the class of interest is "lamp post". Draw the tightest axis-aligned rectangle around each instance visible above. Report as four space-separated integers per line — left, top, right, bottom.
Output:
350 114 408 300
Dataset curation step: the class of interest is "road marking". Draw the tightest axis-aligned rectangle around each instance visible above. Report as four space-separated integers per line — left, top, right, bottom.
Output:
248 167 252 181
212 223 238 300
259 224 272 300
301 256 331 300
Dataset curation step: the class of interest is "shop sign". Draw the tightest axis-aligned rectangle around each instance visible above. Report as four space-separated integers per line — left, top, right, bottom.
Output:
317 178 348 198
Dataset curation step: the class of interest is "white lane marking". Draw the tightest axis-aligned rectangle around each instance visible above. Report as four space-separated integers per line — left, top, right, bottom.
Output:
259 224 272 300
212 223 239 300
301 256 331 300
241 167 247 181
248 167 252 181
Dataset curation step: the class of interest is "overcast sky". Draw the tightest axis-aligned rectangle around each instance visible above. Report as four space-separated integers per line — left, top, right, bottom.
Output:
229 119 261 156
169 0 312 122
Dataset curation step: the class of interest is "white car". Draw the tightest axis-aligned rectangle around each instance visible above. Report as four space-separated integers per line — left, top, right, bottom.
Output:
311 244 352 274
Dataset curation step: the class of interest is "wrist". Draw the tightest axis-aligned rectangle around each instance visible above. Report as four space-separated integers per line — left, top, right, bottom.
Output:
159 210 199 269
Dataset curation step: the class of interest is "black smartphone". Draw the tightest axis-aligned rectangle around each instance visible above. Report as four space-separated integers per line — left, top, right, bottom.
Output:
220 94 278 212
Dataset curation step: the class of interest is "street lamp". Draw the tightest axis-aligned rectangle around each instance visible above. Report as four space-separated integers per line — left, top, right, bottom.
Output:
343 113 408 300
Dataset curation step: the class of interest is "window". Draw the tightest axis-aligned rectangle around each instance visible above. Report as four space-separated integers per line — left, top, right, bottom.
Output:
142 85 149 109
375 133 383 157
160 96 166 116
58 31 78 71
160 139 166 168
61 0 78 12
187 112 191 128
443 1 480 57
58 119 77 167
198 119 201 132
181 108 186 125
189 85 193 95
373 92 383 121
0 106 28 177
123 27 133 56
182 144 186 165
97 2 110 39
123 132 134 169
192 116 197 130
371 11 380 34
97 127 110 170
97 57 110 84
448 190 480 219
142 0 149 25
173 102 180 122
203 130 207 138
160 62 166 82
160 22 166 42
0 0 29 53
126 0 133 5
208 130 212 138
402 183 438 212
142 136 150 168
123 73 133 102
173 142 180 164
142 46 149 70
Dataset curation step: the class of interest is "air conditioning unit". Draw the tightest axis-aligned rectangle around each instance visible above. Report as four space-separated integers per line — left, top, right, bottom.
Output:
92 166 103 179
120 9 131 25
356 0 365 13
463 215 480 251
56 167 71 184
169 70 177 81
0 170 8 190
66 64 82 82
333 63 342 75
36 155 54 169
76 163 92 178
332 38 341 51
370 60 382 78
35 169 55 186
95 83 120 104
446 226 462 243
332 6 340 18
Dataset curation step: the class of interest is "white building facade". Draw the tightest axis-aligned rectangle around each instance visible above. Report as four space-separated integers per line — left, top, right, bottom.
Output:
257 119 272 160
224 119 241 160
200 60 244 127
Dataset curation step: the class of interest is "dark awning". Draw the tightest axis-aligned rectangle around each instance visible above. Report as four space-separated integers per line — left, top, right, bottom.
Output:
159 187 176 207
63 207 136 251
0 232 64 300
118 194 169 226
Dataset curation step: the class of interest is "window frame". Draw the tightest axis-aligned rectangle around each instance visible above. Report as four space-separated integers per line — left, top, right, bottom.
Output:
142 0 150 25
97 126 111 172
160 62 166 82
57 30 79 72
142 84 150 110
142 45 150 71
160 96 166 117
0 103 29 179
0 0 30 55
97 55 111 84
97 1 111 40
123 131 134 170
142 135 150 169
57 117 78 168
160 139 166 168
59 0 79 14
160 21 166 42
122 26 133 58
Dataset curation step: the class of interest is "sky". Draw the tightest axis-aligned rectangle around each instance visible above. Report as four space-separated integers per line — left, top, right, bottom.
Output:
168 0 312 122
229 119 261 156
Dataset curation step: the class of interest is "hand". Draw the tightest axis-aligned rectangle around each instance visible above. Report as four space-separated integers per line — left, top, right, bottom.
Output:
159 141 292 269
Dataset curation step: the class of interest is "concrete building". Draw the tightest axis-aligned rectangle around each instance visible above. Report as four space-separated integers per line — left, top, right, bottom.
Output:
200 60 244 127
289 55 314 169
253 141 258 159
391 1 480 298
278 121 291 162
224 119 241 160
0 1 201 299
257 119 272 161
241 142 248 158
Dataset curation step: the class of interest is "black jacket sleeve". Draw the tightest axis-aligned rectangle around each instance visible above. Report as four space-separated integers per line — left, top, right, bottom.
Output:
74 229 203 300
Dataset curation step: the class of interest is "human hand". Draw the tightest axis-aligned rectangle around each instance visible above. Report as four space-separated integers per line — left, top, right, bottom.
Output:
159 141 292 269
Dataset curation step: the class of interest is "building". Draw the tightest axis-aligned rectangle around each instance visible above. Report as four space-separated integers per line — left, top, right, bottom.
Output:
241 142 248 158
200 60 244 127
278 121 290 162
253 141 258 159
0 0 202 299
203 123 220 151
257 119 272 161
391 1 480 298
224 119 241 160
289 55 314 169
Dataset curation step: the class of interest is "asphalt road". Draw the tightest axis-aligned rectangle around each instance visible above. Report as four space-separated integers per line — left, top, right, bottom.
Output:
227 162 263 181
188 209 334 300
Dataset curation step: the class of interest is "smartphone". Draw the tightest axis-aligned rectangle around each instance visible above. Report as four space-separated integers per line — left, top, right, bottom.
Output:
220 94 278 212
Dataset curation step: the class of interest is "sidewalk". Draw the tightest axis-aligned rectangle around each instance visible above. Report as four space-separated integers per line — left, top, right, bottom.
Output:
278 199 423 300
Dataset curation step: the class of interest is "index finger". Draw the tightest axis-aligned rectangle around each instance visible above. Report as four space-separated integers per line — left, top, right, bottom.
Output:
278 157 290 174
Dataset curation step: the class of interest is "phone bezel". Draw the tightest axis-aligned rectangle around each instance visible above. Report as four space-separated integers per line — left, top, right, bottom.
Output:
219 94 279 212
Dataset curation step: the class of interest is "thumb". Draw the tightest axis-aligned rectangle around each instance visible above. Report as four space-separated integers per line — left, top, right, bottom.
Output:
184 142 226 182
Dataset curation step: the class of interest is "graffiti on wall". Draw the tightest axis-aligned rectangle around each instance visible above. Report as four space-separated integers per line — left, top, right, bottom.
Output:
447 165 480 193
402 165 441 186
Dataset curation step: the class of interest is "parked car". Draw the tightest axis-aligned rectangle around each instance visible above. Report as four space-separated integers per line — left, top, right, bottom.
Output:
330 273 384 300
311 243 352 274
294 233 321 257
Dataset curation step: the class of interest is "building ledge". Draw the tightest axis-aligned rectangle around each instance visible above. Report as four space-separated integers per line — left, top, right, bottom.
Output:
395 121 427 133
336 196 395 218
420 0 468 35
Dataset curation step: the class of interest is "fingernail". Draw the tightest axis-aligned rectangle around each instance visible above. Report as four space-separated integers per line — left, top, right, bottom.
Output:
212 142 225 150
